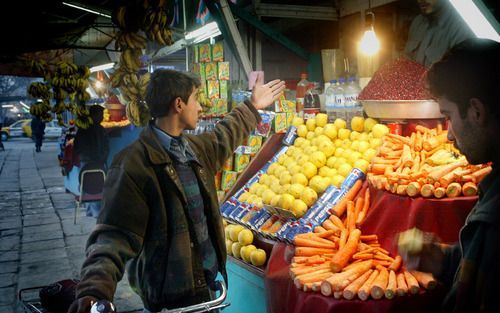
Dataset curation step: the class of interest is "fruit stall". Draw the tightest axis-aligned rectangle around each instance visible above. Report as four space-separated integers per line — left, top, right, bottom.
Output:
217 57 488 313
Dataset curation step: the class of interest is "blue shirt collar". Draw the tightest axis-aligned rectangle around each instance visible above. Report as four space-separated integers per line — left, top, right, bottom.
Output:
152 125 199 164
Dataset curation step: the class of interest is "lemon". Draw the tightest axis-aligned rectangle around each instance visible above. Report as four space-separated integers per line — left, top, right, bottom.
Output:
295 153 310 165
249 183 261 195
364 117 378 132
306 118 316 131
350 131 361 141
326 156 337 168
363 148 377 162
273 165 286 178
338 128 351 140
255 184 267 197
270 181 282 194
279 193 295 210
261 189 276 204
292 116 304 127
306 131 315 140
297 125 308 138
231 242 244 258
302 161 318 179
314 126 324 137
267 163 279 176
310 151 327 168
338 163 353 177
330 175 345 187
334 139 343 147
358 141 371 153
358 132 370 141
304 146 318 155
279 171 292 185
334 147 345 158
229 225 245 241
318 141 335 157
371 123 390 138
285 147 297 157
291 173 309 186
334 118 347 130
300 139 311 149
347 151 363 165
333 157 347 169
309 175 329 193
341 148 354 160
315 113 328 127
289 183 304 198
354 159 370 173
369 138 383 149
270 194 281 207
350 116 365 132
238 192 251 203
289 164 302 175
300 187 318 207
280 184 291 195
293 137 306 148
319 166 336 178
238 229 254 245
291 199 308 218
286 160 298 172
323 123 338 140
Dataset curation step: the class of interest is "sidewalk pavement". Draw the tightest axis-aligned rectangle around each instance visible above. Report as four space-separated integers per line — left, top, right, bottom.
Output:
0 142 143 312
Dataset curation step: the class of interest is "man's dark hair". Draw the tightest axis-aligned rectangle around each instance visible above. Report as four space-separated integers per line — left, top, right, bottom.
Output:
145 69 201 118
89 105 104 123
427 38 500 118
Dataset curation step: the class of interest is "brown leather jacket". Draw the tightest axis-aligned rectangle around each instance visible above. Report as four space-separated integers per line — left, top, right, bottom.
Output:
76 102 261 311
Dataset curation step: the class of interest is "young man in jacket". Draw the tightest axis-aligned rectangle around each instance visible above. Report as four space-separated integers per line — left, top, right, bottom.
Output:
68 69 285 313
400 38 500 312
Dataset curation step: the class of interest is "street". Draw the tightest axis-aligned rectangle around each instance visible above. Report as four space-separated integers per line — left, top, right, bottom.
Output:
0 138 143 312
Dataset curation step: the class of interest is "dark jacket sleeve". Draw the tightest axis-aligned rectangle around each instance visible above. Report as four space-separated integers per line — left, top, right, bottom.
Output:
436 243 461 289
189 100 261 174
76 165 148 301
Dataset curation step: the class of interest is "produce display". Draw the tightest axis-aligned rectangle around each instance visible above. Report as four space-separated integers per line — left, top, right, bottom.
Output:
358 58 430 100
367 125 491 198
289 189 437 300
101 109 131 128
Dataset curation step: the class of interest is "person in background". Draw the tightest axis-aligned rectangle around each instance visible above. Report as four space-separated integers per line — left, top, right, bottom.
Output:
67 69 285 313
74 105 109 217
404 0 474 67
31 115 46 153
399 39 500 313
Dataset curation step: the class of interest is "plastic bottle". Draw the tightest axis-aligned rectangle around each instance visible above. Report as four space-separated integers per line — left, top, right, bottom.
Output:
303 82 321 121
325 80 337 123
350 76 363 118
334 77 346 121
295 73 310 118
344 77 356 122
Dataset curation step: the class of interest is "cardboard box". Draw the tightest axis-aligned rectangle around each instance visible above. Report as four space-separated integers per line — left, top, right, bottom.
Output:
218 62 230 80
221 170 239 191
212 42 224 62
219 80 228 99
234 153 251 172
205 62 218 80
223 157 233 171
199 44 211 62
274 98 296 113
286 112 296 128
207 80 220 99
193 44 200 63
273 112 288 133
214 171 222 190
247 135 263 153
214 98 228 115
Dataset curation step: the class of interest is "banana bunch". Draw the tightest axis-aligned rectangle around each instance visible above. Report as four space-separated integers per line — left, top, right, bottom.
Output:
115 31 147 50
126 98 151 126
29 59 47 77
28 82 52 99
56 114 65 127
120 72 151 101
74 115 94 129
120 48 143 72
56 61 78 76
29 100 52 118
143 8 173 46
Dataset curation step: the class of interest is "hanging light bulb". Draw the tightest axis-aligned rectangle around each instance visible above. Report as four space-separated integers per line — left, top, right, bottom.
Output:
359 12 380 56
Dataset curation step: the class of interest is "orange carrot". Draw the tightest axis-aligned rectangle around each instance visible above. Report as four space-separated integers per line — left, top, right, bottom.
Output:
421 183 435 198
433 186 446 199
294 270 334 288
396 272 408 296
294 237 336 249
360 234 378 242
439 167 463 187
387 133 411 145
396 184 408 196
470 166 492 183
410 271 437 290
314 225 327 233
370 267 389 299
358 270 379 301
374 252 395 262
346 201 356 231
415 125 432 134
320 260 372 296
343 269 374 300
314 229 337 238
353 253 374 260
330 229 362 273
332 180 363 216
322 219 340 232
338 229 348 250
414 131 423 152
370 164 388 175
388 255 402 272
329 215 346 230
385 270 397 299
462 182 478 196
290 262 332 278
295 247 336 257
354 196 364 218
445 182 462 198
403 271 420 294
427 159 468 184
356 188 371 226
406 181 421 197
400 144 414 168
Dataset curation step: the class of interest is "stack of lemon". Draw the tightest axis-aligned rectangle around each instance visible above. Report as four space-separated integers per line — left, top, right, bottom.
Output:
238 114 388 218
225 223 267 266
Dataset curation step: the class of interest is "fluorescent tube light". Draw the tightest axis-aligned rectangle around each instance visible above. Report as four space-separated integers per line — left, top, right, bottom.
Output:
2 104 14 108
19 101 30 109
449 0 500 42
62 2 111 18
185 22 221 41
89 62 115 73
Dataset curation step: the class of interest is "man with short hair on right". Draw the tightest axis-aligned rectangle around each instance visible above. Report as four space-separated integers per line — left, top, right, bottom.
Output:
400 38 500 313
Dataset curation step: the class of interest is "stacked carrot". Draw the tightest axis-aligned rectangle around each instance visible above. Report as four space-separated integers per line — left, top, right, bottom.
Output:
289 218 437 300
367 125 491 198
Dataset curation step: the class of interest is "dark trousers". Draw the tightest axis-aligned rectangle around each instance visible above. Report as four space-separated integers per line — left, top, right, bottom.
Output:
34 135 43 150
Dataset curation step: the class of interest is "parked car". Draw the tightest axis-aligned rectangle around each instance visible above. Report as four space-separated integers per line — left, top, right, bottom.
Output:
2 119 31 140
43 120 64 138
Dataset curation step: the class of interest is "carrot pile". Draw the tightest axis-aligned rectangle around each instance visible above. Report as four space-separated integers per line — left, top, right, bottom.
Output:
367 125 491 198
290 214 437 300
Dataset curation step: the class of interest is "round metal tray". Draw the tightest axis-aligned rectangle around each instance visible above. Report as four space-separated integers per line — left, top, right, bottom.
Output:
360 100 444 119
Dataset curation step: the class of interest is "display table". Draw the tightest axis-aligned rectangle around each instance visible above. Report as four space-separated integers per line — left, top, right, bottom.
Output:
264 186 478 313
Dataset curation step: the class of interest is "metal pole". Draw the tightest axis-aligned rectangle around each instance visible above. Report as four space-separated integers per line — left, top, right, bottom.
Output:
183 0 188 71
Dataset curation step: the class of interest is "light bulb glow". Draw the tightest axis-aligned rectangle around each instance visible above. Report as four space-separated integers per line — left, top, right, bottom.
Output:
359 28 380 55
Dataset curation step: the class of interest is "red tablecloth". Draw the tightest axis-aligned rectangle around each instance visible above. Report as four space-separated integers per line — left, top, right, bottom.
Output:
264 188 478 313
